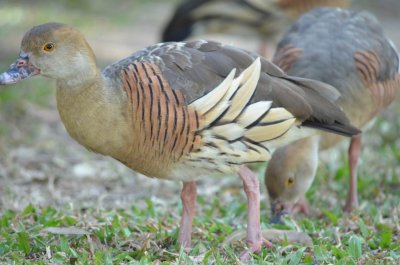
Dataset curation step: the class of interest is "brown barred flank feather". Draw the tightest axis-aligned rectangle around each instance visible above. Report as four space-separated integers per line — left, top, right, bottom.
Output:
272 44 303 72
120 62 202 162
354 51 400 115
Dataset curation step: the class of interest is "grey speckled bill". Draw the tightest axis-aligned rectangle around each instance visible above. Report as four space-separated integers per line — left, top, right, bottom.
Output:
0 53 40 85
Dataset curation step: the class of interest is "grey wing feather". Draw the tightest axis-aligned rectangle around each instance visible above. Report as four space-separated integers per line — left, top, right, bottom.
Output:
276 8 399 92
104 40 359 136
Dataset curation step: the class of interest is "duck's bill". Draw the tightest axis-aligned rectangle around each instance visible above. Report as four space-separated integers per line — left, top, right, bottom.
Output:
270 199 289 224
0 54 40 85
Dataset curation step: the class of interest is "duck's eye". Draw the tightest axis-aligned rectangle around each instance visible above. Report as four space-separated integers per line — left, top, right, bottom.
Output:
43 43 55 52
286 177 294 187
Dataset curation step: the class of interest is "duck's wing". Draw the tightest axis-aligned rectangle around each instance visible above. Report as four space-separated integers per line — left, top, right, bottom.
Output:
103 40 360 174
105 40 357 136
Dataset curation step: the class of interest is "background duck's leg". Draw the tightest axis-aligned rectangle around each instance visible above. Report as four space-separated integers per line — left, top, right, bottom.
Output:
344 134 362 212
259 40 274 60
178 181 197 248
291 195 310 215
239 166 272 260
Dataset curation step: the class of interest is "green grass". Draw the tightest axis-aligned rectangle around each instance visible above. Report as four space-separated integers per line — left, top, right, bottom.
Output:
1 116 399 264
0 161 399 265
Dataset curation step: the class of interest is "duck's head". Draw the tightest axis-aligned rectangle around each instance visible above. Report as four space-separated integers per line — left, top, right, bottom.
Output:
265 150 315 224
0 22 96 85
266 169 299 224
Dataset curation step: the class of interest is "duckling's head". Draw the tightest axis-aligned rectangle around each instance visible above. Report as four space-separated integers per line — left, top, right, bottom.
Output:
0 22 97 85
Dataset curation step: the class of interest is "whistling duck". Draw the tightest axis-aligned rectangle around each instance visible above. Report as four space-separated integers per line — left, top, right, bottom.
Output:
161 0 350 57
0 22 359 259
264 8 400 222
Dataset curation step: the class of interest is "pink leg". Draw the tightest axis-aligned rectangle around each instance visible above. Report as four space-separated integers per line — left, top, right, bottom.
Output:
344 134 362 213
291 196 310 216
258 41 274 60
178 181 197 249
239 166 272 261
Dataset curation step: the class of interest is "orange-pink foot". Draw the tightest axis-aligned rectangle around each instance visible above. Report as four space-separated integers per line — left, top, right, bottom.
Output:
240 238 273 262
291 197 310 215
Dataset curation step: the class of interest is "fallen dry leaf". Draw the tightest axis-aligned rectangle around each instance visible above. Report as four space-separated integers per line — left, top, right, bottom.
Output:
224 229 313 247
44 227 89 235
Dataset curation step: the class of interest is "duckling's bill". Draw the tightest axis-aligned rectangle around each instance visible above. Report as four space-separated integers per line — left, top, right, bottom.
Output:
0 52 40 85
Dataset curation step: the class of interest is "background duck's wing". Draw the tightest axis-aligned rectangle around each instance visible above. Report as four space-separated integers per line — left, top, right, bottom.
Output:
272 8 400 121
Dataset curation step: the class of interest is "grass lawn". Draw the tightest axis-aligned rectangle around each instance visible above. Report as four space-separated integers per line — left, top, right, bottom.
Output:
0 163 399 264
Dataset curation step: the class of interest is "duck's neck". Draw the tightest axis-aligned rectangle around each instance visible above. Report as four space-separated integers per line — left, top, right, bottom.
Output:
56 52 98 90
56 70 131 158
